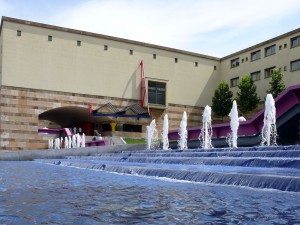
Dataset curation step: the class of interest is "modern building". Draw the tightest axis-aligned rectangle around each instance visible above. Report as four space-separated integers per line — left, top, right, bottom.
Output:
0 16 299 150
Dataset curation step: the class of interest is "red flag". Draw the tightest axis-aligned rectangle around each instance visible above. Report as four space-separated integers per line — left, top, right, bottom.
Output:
140 61 150 115
89 103 92 114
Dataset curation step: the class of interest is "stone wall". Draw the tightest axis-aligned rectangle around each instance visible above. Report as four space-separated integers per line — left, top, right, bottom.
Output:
0 85 203 151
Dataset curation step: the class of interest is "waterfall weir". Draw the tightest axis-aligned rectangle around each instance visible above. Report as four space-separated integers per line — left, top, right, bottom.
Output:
37 145 300 192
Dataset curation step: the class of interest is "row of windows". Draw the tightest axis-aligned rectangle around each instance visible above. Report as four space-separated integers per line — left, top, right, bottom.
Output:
230 35 300 68
230 59 300 87
16 30 216 68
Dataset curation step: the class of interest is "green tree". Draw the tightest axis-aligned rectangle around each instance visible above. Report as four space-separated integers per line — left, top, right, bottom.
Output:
267 68 285 98
212 81 233 119
236 75 260 115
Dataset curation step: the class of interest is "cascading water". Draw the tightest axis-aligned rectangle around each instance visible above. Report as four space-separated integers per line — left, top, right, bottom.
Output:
162 114 169 150
261 94 277 146
199 105 213 149
228 100 239 148
146 119 158 150
178 111 188 150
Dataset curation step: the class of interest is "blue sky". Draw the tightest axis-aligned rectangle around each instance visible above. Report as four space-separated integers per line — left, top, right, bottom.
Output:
1 0 300 57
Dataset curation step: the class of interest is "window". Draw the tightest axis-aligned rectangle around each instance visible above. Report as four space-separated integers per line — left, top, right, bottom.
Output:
230 58 240 68
251 50 261 61
291 59 300 72
284 66 287 71
17 30 21 36
245 57 248 61
153 54 156 59
175 58 178 63
284 43 287 48
195 62 198 67
230 77 239 87
291 35 300 48
264 66 275 78
77 40 81 46
279 45 282 50
148 81 166 105
242 58 244 63
48 35 52 41
265 44 276 57
251 71 261 81
129 50 133 55
214 66 217 70
104 45 108 51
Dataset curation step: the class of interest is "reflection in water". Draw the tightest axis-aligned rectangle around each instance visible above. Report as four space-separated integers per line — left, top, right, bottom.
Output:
0 161 299 224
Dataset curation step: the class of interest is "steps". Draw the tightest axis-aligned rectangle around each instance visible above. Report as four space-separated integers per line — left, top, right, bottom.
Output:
36 145 300 192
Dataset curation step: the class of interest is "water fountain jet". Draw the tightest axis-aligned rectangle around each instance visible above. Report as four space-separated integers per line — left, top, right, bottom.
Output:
199 105 213 149
228 100 239 148
146 119 158 150
261 94 277 146
162 114 169 150
178 111 188 150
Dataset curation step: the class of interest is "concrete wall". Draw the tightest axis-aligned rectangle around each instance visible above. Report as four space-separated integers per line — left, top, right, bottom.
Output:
220 29 300 98
1 19 220 107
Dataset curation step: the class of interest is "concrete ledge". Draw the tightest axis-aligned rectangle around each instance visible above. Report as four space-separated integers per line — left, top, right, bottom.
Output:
0 144 147 161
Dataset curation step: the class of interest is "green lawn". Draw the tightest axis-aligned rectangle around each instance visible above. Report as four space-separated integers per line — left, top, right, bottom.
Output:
123 138 146 144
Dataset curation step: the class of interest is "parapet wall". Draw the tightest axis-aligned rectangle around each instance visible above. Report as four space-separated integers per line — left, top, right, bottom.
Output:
0 144 147 161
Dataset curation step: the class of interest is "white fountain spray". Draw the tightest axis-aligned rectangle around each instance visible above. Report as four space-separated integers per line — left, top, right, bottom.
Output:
65 136 69 149
162 114 169 150
82 133 86 148
261 94 277 146
199 105 213 149
178 111 188 150
146 119 158 150
228 100 239 148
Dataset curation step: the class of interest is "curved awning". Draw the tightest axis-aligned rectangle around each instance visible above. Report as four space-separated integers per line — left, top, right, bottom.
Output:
39 106 112 127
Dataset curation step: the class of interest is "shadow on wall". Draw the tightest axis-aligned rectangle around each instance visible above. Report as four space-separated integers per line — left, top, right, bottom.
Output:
196 67 220 106
121 63 139 100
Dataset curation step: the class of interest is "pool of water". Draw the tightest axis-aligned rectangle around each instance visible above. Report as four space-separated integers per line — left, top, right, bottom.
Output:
1 161 300 224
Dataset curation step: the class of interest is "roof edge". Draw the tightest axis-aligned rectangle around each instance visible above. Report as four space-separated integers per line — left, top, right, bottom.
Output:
1 16 220 61
221 27 300 60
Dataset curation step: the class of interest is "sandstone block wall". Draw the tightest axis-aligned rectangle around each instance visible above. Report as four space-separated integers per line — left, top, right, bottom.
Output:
0 86 203 151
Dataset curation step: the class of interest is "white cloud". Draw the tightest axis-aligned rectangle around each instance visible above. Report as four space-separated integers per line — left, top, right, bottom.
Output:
2 0 300 57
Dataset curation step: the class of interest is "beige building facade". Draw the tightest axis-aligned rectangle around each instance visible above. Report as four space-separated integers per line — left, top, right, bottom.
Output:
0 17 299 150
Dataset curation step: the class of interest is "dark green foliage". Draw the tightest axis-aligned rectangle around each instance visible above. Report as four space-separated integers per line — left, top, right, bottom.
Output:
236 76 260 114
212 81 233 118
267 68 285 98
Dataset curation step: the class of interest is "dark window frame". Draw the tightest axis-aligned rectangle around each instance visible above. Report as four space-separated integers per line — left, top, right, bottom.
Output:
264 66 276 78
230 77 239 87
250 71 261 81
265 44 276 57
230 58 240 68
17 30 21 36
77 40 81 46
291 59 300 72
251 50 261 61
291 35 300 48
48 35 52 42
148 80 166 106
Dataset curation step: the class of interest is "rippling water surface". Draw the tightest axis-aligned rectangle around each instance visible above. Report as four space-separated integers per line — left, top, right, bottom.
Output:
0 161 299 224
